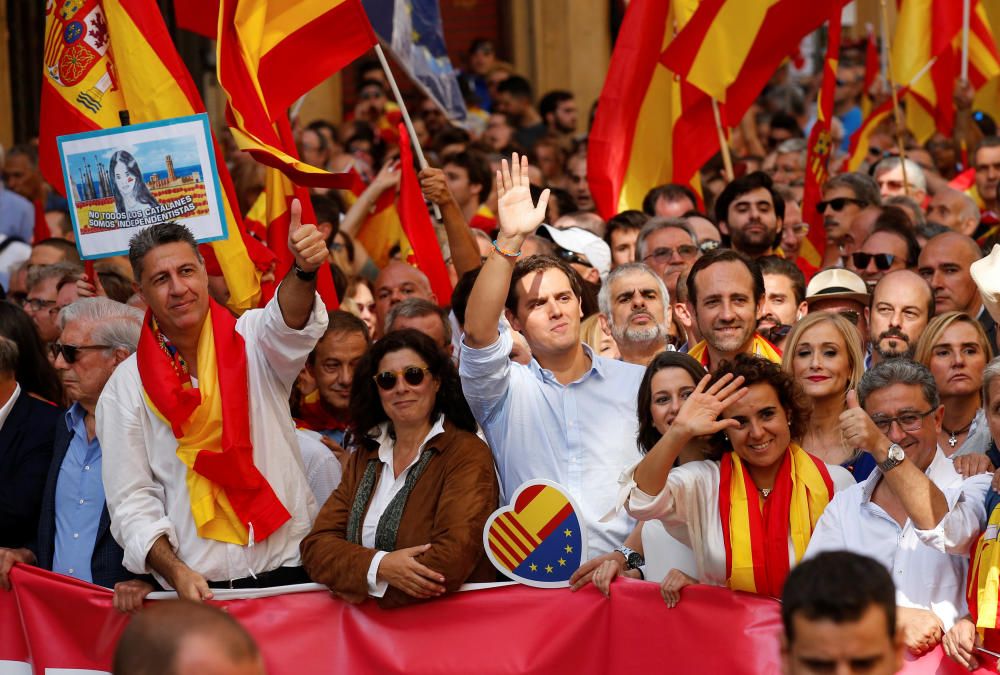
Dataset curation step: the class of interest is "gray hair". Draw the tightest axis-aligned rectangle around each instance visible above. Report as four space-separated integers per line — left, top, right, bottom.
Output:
884 195 926 226
128 222 203 282
384 297 452 346
58 297 144 354
26 261 83 292
823 172 881 207
598 262 669 316
874 157 927 192
857 358 940 410
776 138 808 159
984 356 1000 406
0 335 17 375
635 217 697 261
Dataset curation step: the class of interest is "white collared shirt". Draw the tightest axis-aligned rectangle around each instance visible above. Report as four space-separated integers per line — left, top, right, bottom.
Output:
0 382 20 430
363 416 447 597
97 292 329 588
804 447 991 629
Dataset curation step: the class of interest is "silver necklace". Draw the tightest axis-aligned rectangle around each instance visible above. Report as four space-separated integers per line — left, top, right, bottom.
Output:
759 488 771 498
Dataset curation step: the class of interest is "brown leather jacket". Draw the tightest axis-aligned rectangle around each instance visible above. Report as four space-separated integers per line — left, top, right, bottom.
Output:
300 419 499 608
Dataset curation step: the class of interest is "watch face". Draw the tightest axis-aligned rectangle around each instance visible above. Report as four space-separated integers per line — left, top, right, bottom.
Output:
889 444 905 462
627 553 643 569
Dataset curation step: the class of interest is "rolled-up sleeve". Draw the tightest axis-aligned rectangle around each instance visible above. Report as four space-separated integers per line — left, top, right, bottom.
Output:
96 368 177 575
458 320 513 425
241 288 328 390
915 474 991 555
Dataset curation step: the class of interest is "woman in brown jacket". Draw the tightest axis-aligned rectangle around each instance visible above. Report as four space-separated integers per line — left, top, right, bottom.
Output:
301 329 499 608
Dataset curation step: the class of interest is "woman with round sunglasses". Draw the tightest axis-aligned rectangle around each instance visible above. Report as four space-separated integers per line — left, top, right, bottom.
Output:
301 329 499 608
570 352 703 603
781 312 874 480
914 312 995 459
612 354 855 602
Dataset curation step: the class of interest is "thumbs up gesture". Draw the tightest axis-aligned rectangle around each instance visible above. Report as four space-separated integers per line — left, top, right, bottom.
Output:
287 198 328 274
839 389 891 460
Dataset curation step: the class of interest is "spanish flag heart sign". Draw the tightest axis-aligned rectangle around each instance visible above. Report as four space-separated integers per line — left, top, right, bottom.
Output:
483 480 588 588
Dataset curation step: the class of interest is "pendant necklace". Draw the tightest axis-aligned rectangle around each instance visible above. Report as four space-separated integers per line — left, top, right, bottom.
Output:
942 419 974 448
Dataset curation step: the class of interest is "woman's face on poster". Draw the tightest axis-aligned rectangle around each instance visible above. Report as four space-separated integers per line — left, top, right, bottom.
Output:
114 162 135 195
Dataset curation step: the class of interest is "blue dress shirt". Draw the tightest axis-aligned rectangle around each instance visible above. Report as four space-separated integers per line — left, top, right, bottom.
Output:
0 187 34 243
52 403 104 583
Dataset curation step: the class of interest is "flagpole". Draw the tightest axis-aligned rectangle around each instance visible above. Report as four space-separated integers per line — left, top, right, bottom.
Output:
374 43 441 220
961 0 971 82
711 99 734 182
878 0 910 196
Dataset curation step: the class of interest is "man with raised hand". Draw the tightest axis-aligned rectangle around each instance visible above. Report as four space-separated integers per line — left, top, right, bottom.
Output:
460 154 644 557
97 200 329 600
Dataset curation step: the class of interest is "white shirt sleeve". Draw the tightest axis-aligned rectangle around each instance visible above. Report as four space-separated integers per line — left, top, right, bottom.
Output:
803 491 850 559
295 429 342 508
915 473 991 555
368 550 390 597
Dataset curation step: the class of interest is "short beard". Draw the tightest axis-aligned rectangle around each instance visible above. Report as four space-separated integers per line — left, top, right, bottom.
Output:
611 321 668 348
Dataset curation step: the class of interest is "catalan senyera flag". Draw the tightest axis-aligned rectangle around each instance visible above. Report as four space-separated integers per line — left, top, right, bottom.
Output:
587 0 717 219
216 0 376 189
661 0 848 115
39 0 265 314
892 0 1000 142
800 10 843 268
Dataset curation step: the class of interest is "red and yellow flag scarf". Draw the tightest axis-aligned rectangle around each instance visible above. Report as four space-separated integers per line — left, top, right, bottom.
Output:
718 444 834 597
686 333 782 370
968 503 1000 643
136 300 291 545
295 390 349 434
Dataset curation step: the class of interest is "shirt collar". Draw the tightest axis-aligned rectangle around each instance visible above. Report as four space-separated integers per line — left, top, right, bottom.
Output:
65 401 88 433
0 382 20 429
373 414 447 464
532 343 602 383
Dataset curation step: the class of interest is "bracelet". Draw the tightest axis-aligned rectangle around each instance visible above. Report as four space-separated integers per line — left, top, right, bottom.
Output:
492 240 521 258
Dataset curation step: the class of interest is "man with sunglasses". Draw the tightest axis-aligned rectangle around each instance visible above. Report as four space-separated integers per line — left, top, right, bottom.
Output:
634 218 700 302
804 268 871 346
850 227 914 292
461 154 644 557
536 224 610 285
96 209 329 601
818 174 881 267
805 359 992 655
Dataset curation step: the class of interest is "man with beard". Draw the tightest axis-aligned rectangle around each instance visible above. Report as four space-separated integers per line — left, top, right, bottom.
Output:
538 90 578 143
684 248 781 370
757 256 807 351
635 218 700 302
866 270 934 365
714 171 783 259
598 263 672 366
819 174 881 267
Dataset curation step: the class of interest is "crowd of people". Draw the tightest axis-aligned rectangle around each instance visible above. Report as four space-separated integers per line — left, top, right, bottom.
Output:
6 36 1000 673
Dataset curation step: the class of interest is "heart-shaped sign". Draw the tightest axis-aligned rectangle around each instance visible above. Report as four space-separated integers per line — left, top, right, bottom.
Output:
482 480 588 588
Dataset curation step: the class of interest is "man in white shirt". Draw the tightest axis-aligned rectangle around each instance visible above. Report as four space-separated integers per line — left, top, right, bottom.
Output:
460 154 644 557
97 204 329 600
805 359 991 655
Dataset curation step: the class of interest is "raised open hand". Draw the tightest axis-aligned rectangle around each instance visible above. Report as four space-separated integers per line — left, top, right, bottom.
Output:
496 153 549 240
670 373 748 441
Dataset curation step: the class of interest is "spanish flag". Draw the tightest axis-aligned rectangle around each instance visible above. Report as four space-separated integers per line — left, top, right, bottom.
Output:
860 26 879 119
39 0 265 314
800 9 843 268
216 0 376 188
842 91 905 173
587 0 717 219
892 0 1000 143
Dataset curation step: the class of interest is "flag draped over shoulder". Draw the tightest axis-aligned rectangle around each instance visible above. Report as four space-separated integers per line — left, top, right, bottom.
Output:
216 0 376 188
587 0 713 219
893 0 1000 142
39 0 265 314
800 11 843 268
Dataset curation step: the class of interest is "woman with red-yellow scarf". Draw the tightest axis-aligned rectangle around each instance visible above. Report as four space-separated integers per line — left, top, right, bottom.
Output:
615 354 855 600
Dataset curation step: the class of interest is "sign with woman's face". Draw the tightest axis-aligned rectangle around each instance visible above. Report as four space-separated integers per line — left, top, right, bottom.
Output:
57 113 227 260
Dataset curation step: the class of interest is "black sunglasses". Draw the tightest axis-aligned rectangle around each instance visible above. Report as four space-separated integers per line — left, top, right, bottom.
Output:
838 309 861 325
816 197 866 214
554 248 593 268
373 366 430 391
851 252 896 271
50 342 112 364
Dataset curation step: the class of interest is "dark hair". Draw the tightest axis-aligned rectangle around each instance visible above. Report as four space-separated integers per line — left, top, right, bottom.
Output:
538 90 573 119
974 135 1000 166
309 310 371 365
33 237 81 264
605 210 649 240
443 150 493 201
757 255 806 305
637 352 706 453
546 187 578 220
768 112 803 138
686 248 765 307
311 194 342 235
109 150 160 214
355 59 382 81
0 301 63 403
128 221 202 282
497 75 534 101
782 551 897 642
432 126 472 156
705 354 811 459
869 207 921 267
642 184 699 216
357 78 387 96
714 171 782 224
450 268 481 327
350 329 476 435
505 254 583 316
94 265 134 304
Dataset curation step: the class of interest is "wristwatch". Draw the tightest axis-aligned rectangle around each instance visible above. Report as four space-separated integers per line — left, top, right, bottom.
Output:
293 263 317 281
614 545 645 571
878 442 905 473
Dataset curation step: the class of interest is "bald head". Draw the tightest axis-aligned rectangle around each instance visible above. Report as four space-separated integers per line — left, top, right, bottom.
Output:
917 231 983 314
113 600 264 675
868 269 934 361
374 261 436 337
927 188 980 236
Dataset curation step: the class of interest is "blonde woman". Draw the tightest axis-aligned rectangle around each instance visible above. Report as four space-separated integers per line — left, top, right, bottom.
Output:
781 312 871 480
581 313 620 360
914 311 995 458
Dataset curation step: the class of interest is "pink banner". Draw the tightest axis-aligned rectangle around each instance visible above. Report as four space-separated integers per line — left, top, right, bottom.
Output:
0 565 992 674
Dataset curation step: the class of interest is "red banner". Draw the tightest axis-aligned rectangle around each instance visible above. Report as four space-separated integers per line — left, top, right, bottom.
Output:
0 564 992 674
